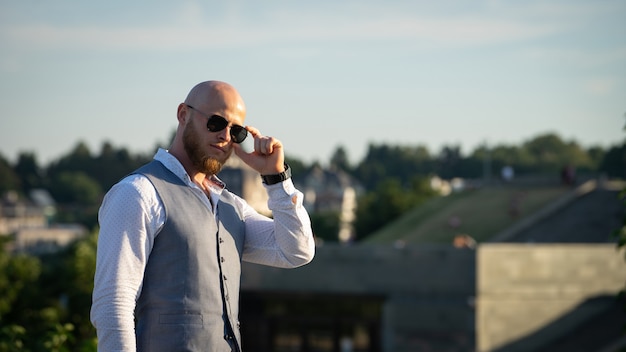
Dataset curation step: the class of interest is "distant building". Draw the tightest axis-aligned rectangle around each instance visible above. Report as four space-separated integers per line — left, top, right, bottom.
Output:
14 224 87 255
0 190 47 235
219 159 362 243
218 156 271 216
301 165 361 243
430 175 467 196
1 189 87 254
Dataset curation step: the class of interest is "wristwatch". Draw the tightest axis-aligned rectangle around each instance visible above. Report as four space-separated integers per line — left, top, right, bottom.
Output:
261 164 291 185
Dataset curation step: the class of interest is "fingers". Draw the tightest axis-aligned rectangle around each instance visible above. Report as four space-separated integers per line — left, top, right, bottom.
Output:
255 136 281 155
246 126 282 156
237 125 285 174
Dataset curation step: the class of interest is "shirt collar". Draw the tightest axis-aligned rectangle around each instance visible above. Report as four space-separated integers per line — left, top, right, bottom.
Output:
154 148 226 198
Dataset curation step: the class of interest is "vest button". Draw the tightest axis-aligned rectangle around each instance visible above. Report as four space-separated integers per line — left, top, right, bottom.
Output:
221 257 225 262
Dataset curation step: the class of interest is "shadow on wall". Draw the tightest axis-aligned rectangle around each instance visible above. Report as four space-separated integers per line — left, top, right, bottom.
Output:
494 294 626 352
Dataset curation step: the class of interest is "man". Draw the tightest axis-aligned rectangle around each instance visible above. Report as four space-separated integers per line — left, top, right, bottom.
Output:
91 80 315 351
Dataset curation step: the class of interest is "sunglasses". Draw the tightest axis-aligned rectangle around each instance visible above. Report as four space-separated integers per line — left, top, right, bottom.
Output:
186 104 248 144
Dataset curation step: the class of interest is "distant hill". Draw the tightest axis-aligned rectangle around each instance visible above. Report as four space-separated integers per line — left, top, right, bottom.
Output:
364 178 624 245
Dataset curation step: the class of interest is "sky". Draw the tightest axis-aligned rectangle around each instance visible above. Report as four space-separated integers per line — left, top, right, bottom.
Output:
1 0 625 166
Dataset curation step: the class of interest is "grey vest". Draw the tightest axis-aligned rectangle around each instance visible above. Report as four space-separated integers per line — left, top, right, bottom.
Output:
134 161 245 352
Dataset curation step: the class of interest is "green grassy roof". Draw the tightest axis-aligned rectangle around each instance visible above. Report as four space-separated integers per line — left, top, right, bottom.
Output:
365 185 570 244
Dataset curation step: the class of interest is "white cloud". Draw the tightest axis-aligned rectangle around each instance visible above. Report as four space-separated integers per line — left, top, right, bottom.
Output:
522 46 626 69
1 1 572 53
1 17 560 53
585 78 616 96
174 1 207 26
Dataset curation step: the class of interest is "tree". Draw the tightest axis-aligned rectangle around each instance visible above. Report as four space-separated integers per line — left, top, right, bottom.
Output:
94 142 152 191
49 172 101 206
14 152 43 194
47 141 150 193
47 172 102 228
353 176 436 240
285 155 308 182
599 142 626 178
437 145 463 179
0 241 42 319
310 211 341 243
0 234 98 351
0 154 19 196
58 232 98 348
521 133 594 173
586 146 606 171
614 115 626 334
354 143 434 191
329 146 351 173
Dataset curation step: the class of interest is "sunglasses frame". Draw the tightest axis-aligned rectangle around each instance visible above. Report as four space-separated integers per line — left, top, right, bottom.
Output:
186 104 248 144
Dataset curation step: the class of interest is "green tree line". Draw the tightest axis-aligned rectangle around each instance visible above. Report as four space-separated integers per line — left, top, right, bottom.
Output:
0 234 97 351
0 133 624 237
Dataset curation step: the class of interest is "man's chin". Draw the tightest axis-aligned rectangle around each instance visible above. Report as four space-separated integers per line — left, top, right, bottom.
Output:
202 157 224 175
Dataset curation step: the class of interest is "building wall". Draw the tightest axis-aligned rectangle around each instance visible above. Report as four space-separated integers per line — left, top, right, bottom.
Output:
14 225 87 254
0 204 47 235
219 157 270 216
242 244 477 351
241 243 626 351
476 244 626 352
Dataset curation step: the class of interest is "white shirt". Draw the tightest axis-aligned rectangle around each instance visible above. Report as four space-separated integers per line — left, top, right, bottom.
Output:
91 149 315 351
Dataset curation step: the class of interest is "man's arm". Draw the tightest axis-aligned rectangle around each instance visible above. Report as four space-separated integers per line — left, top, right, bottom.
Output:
91 176 162 351
240 178 315 267
232 127 314 266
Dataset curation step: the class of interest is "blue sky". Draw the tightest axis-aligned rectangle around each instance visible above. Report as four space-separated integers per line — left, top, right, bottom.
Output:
1 0 624 166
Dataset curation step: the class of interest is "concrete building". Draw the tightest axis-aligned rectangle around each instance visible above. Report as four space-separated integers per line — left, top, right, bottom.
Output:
239 243 625 352
235 179 626 351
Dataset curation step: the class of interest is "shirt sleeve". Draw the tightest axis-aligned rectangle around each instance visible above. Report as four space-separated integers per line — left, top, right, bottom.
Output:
90 175 163 351
241 179 316 268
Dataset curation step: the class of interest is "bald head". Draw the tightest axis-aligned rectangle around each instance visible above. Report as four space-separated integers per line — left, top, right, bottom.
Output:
169 80 247 177
184 80 246 120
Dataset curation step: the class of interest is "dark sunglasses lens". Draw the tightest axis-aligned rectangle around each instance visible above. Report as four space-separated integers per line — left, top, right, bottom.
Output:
206 114 247 143
206 115 228 132
231 127 248 144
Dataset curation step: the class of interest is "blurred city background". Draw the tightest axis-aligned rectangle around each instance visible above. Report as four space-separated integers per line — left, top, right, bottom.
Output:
0 132 625 351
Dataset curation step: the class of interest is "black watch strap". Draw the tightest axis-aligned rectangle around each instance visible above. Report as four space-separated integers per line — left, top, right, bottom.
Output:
261 164 291 185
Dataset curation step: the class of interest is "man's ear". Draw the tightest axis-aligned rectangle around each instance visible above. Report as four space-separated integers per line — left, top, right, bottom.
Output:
177 103 188 123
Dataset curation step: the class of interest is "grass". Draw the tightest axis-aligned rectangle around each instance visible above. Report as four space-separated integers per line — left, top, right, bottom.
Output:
365 184 571 244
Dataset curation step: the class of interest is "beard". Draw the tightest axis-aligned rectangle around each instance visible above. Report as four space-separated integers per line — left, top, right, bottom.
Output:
182 123 231 175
